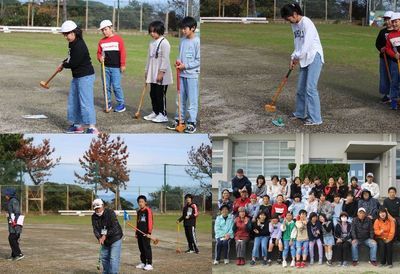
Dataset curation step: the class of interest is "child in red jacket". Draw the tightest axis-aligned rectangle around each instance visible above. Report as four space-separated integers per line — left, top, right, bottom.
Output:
135 195 154 271
385 12 400 109
177 194 199 254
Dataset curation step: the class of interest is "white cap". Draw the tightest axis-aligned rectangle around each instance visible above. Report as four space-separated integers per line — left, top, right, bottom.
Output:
391 12 400 21
92 198 104 209
366 172 374 178
358 207 366 213
99 20 113 30
60 20 77 33
384 11 394 18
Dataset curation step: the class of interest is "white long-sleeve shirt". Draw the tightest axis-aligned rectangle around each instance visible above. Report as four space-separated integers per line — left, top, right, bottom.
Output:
291 16 324 68
145 36 173 85
361 182 380 199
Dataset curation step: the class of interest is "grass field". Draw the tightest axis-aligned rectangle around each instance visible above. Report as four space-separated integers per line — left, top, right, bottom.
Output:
200 23 399 133
0 213 211 234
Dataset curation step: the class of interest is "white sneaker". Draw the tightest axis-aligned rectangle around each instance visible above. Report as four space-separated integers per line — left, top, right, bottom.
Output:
224 259 229 264
144 264 154 271
136 263 145 269
290 259 295 267
152 113 168 123
282 260 287 268
143 112 157 121
213 260 219 265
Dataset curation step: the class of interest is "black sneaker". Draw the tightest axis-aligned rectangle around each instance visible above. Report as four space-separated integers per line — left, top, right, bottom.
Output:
250 260 256 266
262 259 267 266
166 120 179 130
381 95 391 104
7 256 14 261
184 123 197 134
14 254 24 261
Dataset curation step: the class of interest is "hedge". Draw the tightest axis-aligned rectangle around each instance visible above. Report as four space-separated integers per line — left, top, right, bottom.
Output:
299 164 350 185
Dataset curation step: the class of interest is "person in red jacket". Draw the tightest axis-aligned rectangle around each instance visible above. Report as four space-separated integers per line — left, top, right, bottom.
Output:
233 207 251 265
135 195 154 271
97 19 127 112
385 12 400 109
233 189 251 215
177 194 199 254
272 194 288 220
324 177 337 203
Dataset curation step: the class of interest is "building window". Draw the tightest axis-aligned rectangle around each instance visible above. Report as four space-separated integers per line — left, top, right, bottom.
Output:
232 141 295 179
396 149 400 180
212 140 223 174
309 158 342 164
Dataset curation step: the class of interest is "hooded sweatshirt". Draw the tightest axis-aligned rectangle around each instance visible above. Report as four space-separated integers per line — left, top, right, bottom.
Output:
358 190 380 219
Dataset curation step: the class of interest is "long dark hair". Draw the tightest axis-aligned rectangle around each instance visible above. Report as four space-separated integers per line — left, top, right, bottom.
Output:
256 175 266 186
72 27 83 40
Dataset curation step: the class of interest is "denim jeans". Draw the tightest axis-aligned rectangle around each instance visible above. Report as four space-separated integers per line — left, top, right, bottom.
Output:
215 238 231 261
67 74 96 125
309 238 323 261
389 58 399 101
351 238 377 262
101 238 122 274
296 240 309 256
175 77 199 123
104 67 125 105
252 236 269 258
294 53 323 124
283 239 296 259
379 57 390 96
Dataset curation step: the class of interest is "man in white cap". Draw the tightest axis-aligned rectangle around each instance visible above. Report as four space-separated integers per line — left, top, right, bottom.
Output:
361 173 380 199
97 19 127 113
375 11 393 103
91 198 123 274
350 207 377 266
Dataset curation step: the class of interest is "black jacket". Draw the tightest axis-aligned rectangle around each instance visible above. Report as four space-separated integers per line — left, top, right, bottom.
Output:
351 217 373 241
312 184 324 198
92 208 123 247
307 221 323 241
63 38 95 78
337 185 348 199
231 176 252 198
342 201 358 218
376 27 391 58
251 220 270 238
290 183 302 200
334 222 352 242
383 197 400 218
178 203 198 227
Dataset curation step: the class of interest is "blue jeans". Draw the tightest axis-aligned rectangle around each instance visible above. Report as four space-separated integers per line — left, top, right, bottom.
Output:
215 238 231 260
68 74 96 125
175 77 199 124
296 240 309 256
389 59 399 101
101 238 122 274
294 53 323 123
283 239 296 259
379 57 390 96
252 236 269 258
351 238 377 262
104 67 125 105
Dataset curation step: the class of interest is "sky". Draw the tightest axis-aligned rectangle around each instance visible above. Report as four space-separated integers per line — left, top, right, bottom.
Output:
24 134 210 202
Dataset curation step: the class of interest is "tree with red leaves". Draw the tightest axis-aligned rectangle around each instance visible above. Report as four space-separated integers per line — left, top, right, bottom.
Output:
75 133 130 210
15 138 60 185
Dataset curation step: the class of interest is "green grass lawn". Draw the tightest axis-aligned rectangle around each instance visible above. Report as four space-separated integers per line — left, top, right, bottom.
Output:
0 213 211 234
202 23 380 75
0 32 180 81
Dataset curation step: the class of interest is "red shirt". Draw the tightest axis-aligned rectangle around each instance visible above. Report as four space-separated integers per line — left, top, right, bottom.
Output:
233 197 250 213
97 34 126 67
272 202 288 218
386 30 400 59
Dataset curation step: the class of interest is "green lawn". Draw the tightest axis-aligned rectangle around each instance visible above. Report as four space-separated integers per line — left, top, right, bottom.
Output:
0 32 180 81
0 213 211 234
202 23 380 75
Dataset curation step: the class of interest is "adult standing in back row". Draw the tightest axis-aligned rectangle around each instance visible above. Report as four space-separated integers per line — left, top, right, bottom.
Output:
281 3 324 126
231 169 252 198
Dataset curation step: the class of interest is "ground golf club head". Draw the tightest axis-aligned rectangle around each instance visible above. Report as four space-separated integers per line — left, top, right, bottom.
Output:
265 104 276 112
40 81 49 89
175 123 185 133
134 112 141 119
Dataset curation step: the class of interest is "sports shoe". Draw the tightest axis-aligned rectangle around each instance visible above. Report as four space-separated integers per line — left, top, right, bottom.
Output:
370 261 378 266
304 120 322 126
352 261 358 266
114 104 126 113
391 100 398 110
241 259 245 265
295 261 301 268
14 254 24 261
136 263 145 269
326 260 332 266
309 258 314 265
342 261 348 267
267 259 272 266
388 264 393 268
85 127 99 134
213 260 219 265
318 259 323 265
290 259 295 267
300 261 305 268
6 256 14 261
184 123 197 134
289 113 305 120
184 249 194 254
224 259 229 264
152 113 168 123
144 112 157 121
277 258 282 264
143 264 153 271
166 120 179 130
250 260 256 266
381 95 391 104
282 260 287 268
65 124 84 134
262 259 267 266
236 259 241 265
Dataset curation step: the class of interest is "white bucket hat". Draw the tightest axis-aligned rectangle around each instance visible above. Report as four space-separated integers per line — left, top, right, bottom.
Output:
92 198 104 209
60 20 77 33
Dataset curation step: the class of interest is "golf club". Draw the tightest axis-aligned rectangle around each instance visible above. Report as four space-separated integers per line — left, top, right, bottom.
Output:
39 69 60 89
175 63 186 133
126 222 159 245
97 244 102 271
265 68 293 113
101 55 110 113
176 224 182 253
383 52 392 82
134 83 147 119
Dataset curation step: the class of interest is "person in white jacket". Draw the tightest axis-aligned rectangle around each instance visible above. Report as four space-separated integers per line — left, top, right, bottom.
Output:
361 173 380 199
281 3 324 126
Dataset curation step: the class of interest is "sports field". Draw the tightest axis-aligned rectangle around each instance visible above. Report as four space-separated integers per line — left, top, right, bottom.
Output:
200 23 399 133
0 214 211 273
0 32 185 133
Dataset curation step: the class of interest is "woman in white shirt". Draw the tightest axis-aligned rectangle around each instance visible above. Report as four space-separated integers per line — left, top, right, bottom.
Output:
281 3 324 126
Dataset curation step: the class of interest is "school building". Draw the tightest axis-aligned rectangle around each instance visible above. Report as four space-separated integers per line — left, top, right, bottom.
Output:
212 133 400 203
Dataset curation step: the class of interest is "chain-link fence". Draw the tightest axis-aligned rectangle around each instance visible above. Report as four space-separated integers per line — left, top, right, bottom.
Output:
0 0 200 31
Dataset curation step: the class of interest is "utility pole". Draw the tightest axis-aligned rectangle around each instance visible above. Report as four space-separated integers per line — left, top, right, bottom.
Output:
165 10 169 34
140 3 143 32
57 0 60 27
117 0 120 31
273 0 276 21
85 0 88 31
325 0 328 21
163 164 167 213
246 0 249 17
27 1 31 26
349 0 352 23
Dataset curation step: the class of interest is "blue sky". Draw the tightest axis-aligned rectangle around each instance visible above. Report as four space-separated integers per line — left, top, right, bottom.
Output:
25 134 210 202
